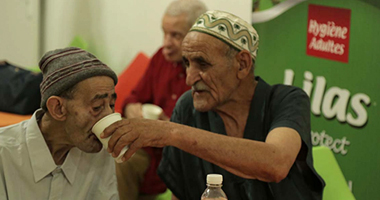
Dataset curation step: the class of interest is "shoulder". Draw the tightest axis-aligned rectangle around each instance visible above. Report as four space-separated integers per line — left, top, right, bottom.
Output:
266 84 311 134
269 84 309 106
0 121 27 147
267 84 310 115
272 84 308 98
255 77 309 106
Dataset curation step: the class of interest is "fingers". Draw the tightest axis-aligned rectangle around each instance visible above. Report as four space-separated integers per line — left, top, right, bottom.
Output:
100 118 168 162
118 140 143 163
106 121 134 153
101 119 129 138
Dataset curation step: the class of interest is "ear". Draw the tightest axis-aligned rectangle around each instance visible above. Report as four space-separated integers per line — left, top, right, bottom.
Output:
235 50 253 80
46 96 67 121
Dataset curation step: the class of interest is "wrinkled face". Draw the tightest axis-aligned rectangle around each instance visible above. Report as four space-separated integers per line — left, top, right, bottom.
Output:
182 32 240 112
162 14 191 63
63 76 116 153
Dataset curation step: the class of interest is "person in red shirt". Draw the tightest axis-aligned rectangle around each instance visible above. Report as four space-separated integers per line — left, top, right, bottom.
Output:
116 1 207 199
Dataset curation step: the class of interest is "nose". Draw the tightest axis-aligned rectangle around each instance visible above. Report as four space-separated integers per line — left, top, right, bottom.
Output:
186 65 201 86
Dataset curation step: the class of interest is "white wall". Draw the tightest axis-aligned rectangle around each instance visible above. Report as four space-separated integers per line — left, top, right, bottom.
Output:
3 0 251 74
43 0 252 74
0 0 40 68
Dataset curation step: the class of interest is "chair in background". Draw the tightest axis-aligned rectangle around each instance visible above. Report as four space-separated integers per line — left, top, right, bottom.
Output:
114 52 150 114
312 146 356 200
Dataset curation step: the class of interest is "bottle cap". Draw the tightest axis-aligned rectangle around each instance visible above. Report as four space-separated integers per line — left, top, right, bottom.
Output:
207 174 223 184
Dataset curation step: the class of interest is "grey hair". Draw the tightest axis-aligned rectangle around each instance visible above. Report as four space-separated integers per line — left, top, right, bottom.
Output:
165 0 208 27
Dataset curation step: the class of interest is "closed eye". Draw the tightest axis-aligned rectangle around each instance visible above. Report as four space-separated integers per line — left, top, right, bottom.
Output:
194 57 211 70
172 32 182 39
182 57 189 67
93 106 102 111
199 61 209 68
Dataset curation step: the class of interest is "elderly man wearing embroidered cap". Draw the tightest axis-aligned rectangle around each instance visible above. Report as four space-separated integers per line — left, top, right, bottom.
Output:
0 47 119 200
102 10 325 200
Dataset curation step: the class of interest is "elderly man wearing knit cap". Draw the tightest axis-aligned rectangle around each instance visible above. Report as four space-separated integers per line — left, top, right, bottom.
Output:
0 47 119 199
103 10 325 200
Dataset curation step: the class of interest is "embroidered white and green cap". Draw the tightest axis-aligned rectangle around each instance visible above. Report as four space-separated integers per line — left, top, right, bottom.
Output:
190 10 259 61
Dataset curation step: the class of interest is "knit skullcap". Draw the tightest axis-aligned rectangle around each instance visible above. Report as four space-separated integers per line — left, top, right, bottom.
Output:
190 10 259 61
39 47 118 109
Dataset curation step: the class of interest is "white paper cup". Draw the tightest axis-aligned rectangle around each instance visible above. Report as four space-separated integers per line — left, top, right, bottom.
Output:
91 113 128 163
142 104 163 120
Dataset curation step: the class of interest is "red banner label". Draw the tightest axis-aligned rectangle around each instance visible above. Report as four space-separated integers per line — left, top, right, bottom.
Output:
306 4 351 63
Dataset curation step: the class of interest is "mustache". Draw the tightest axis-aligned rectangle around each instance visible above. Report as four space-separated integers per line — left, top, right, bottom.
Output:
192 81 210 91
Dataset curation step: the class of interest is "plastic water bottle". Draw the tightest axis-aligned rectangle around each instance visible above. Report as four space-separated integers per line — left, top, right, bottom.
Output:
201 174 228 200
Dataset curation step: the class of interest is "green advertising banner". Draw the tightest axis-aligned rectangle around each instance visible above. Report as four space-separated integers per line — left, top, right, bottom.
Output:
252 0 379 199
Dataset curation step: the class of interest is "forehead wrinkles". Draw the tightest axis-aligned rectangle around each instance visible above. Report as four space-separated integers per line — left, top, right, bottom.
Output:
182 45 209 61
182 37 211 60
183 32 227 59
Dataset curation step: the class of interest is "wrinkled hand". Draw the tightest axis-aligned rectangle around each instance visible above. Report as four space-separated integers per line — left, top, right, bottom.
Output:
101 118 170 162
124 103 143 119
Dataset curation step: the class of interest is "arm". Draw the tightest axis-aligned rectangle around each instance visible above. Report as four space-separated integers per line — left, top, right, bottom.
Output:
103 119 300 183
104 87 307 183
170 125 300 183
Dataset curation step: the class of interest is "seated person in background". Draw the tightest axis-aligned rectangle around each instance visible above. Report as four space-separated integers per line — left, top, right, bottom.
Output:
0 47 119 200
104 10 325 200
116 0 207 199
